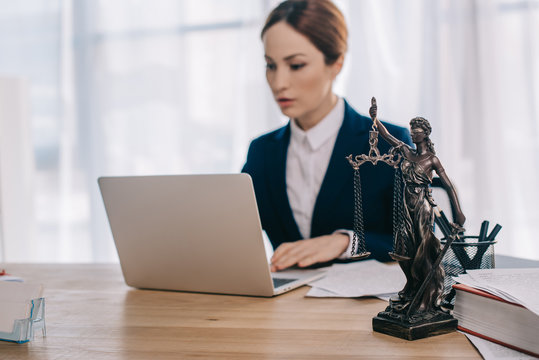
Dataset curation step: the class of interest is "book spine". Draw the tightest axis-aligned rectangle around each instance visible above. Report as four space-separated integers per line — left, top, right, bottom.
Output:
458 326 539 358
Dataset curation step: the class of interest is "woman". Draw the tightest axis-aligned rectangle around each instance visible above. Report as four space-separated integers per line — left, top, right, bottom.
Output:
242 0 412 271
374 114 466 312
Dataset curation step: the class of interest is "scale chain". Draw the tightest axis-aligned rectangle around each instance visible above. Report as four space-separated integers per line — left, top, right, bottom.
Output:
347 98 402 259
352 169 366 256
392 166 406 256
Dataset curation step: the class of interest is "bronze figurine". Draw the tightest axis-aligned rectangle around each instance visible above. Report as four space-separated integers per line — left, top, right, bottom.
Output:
371 101 465 313
347 98 467 340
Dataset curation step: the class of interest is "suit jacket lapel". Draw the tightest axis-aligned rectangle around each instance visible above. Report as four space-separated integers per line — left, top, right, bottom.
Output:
311 100 371 235
265 124 302 241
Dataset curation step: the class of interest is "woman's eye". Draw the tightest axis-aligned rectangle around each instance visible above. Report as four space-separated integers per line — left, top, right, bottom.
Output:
266 63 276 71
290 63 305 70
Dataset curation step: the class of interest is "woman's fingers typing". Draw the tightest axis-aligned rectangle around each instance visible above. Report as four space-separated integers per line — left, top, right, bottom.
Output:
270 234 349 271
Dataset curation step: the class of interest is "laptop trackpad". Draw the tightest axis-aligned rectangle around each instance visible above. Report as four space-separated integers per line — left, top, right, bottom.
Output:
272 277 297 288
270 267 327 292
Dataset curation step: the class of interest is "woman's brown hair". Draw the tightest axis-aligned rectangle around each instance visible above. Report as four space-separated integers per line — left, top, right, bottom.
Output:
261 0 348 65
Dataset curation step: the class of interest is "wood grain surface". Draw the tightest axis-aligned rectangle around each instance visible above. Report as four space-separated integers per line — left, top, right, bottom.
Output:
0 264 480 359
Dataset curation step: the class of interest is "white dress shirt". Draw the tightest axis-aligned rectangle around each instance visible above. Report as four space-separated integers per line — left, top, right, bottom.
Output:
286 98 354 258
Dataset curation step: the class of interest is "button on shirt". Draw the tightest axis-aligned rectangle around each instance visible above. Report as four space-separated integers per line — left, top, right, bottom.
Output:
286 97 346 240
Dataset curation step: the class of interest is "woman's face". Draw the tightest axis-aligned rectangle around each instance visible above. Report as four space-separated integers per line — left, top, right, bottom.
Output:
411 127 427 144
263 21 342 127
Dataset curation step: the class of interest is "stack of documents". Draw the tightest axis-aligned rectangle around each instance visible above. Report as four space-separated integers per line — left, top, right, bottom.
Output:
307 260 406 300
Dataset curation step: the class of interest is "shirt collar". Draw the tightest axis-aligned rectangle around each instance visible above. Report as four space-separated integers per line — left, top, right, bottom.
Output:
289 97 345 151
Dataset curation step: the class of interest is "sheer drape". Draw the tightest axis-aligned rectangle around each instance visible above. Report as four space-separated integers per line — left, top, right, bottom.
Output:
342 0 539 259
0 0 537 262
0 0 280 261
71 0 277 261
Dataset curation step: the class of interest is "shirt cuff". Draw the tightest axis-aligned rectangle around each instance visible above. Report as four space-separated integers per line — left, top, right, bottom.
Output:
333 229 355 259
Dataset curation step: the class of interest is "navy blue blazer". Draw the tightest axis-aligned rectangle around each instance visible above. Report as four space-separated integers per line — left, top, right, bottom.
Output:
242 99 412 262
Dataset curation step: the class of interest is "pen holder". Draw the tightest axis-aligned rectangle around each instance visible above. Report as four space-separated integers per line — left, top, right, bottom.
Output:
440 236 496 308
0 298 46 344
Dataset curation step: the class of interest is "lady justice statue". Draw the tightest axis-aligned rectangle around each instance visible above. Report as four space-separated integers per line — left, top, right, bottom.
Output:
372 103 466 313
349 98 466 339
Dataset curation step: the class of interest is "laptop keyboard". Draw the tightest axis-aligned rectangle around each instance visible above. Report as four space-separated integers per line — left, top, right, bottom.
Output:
272 277 297 288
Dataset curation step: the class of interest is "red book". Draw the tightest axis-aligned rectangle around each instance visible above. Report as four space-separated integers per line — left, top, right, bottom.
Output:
453 283 539 357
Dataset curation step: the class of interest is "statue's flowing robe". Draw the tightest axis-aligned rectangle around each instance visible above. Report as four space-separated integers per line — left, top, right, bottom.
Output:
398 156 444 311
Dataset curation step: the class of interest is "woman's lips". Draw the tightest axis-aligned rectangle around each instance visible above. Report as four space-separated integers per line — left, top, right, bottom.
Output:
277 98 294 108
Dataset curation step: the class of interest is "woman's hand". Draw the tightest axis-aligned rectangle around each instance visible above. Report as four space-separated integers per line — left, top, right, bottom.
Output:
270 233 349 272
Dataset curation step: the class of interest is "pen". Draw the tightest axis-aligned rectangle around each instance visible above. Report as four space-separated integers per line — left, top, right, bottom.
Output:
478 221 489 242
470 222 501 269
433 208 451 236
486 224 502 242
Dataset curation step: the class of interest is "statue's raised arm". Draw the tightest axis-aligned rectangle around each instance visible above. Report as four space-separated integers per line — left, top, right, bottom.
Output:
369 97 378 121
370 98 408 151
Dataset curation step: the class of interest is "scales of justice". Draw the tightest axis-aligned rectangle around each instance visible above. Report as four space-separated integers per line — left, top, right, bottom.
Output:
346 97 465 340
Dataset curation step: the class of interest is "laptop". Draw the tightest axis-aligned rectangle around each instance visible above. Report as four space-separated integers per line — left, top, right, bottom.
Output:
98 173 326 296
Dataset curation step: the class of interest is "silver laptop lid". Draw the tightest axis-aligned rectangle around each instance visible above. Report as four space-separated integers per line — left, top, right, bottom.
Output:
98 173 276 296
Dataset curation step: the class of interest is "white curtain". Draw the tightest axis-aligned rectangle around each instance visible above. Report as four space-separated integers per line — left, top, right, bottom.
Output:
0 0 281 262
69 0 279 261
341 0 539 259
0 0 537 262
0 78 35 262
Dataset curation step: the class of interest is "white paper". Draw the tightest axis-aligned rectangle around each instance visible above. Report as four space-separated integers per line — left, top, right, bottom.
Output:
306 287 345 297
463 332 537 360
454 268 539 315
453 274 511 300
0 282 43 333
306 286 393 301
306 260 405 298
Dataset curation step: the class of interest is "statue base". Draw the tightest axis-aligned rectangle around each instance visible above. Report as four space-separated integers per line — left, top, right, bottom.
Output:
373 302 457 340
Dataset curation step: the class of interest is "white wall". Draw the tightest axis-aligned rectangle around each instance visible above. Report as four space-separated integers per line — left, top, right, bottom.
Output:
0 77 36 262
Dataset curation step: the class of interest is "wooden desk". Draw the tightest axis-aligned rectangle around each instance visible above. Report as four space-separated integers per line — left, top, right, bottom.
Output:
0 264 480 359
